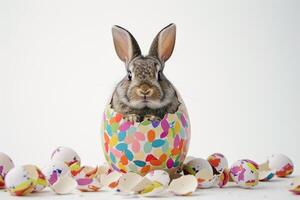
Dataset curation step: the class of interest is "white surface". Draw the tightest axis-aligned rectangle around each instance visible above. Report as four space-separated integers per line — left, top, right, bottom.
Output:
0 177 299 200
0 0 299 199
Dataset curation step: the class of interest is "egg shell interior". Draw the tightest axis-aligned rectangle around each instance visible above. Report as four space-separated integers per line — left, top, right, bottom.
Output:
101 102 190 175
0 152 14 188
168 175 198 195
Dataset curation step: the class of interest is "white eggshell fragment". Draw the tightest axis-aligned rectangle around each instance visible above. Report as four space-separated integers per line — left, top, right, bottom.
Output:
131 177 152 194
145 170 170 186
117 172 143 193
51 175 77 194
258 162 275 181
42 161 70 186
268 154 294 177
169 175 197 196
51 146 81 167
230 159 259 188
0 152 14 189
207 153 228 174
5 166 35 196
289 176 300 195
100 171 122 189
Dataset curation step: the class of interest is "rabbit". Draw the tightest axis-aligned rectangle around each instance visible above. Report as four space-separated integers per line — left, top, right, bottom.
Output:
110 23 181 122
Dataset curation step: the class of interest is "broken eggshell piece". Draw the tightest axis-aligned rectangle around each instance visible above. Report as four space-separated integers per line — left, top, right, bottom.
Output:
230 159 259 188
75 166 101 192
145 170 170 186
42 161 77 194
50 175 77 194
216 169 230 188
117 172 143 193
0 152 14 189
268 154 294 177
51 146 81 167
258 162 275 181
5 166 36 196
137 181 166 197
23 165 47 192
168 175 197 196
100 171 122 189
207 153 228 174
183 158 216 188
289 176 300 195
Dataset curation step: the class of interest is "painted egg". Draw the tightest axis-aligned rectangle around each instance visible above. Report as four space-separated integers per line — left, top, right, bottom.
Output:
0 152 14 189
100 100 190 175
268 154 293 177
51 146 81 167
183 158 216 188
229 159 259 188
207 153 228 174
5 166 36 196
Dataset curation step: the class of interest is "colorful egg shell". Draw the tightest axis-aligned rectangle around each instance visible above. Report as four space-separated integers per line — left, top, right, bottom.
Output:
268 154 293 177
207 153 228 174
100 100 190 175
5 166 36 196
42 161 70 186
42 161 76 194
51 146 81 167
230 159 259 188
0 152 14 189
216 169 230 188
23 165 47 192
74 166 101 192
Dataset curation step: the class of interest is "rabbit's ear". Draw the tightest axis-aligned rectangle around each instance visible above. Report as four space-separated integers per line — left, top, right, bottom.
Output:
149 23 176 63
112 25 141 63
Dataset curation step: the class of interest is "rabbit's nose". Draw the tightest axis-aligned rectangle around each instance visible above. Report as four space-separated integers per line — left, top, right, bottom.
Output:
136 84 153 97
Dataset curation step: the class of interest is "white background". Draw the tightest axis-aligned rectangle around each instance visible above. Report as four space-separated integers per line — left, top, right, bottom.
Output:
0 0 299 186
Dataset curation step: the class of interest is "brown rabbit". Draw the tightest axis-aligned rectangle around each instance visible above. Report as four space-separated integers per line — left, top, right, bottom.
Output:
110 23 181 122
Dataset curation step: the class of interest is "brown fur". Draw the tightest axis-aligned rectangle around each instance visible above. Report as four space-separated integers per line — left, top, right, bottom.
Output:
111 24 180 121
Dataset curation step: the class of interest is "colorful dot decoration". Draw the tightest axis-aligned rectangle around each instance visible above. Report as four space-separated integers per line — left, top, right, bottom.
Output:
101 105 191 175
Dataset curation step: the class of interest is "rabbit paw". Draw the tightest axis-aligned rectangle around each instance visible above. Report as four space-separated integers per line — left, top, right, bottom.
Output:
143 115 161 122
123 114 141 123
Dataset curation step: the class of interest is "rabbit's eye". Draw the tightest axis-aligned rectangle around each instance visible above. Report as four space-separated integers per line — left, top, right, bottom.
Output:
127 72 132 81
